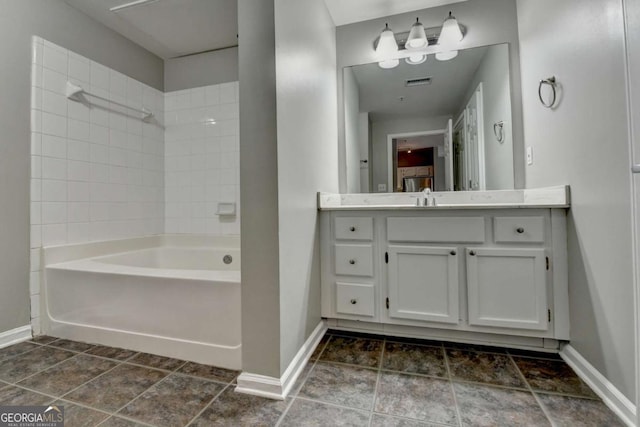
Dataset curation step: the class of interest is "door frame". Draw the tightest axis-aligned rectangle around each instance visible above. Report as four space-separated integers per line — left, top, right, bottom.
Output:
387 129 445 192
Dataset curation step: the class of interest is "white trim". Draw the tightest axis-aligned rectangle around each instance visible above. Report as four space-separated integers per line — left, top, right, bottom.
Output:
560 344 637 427
235 321 328 400
386 129 445 192
0 325 32 348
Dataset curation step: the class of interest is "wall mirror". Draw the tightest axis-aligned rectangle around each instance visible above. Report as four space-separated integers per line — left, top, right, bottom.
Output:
344 42 517 193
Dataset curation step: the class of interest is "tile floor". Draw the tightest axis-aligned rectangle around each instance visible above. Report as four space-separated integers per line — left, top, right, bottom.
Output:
0 331 625 426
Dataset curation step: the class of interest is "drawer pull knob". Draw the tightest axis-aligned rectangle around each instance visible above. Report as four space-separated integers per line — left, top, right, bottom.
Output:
349 259 356 265
349 226 356 232
469 250 476 256
350 299 357 305
450 250 457 256
516 227 525 234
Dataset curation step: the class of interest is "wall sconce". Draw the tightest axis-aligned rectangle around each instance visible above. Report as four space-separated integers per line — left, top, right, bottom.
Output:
374 12 465 69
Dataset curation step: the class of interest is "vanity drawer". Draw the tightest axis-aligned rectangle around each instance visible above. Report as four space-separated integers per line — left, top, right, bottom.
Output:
387 217 485 243
336 282 375 317
334 244 374 276
493 217 545 243
334 217 373 241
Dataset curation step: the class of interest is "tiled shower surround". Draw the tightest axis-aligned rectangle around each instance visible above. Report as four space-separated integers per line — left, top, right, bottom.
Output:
29 36 240 333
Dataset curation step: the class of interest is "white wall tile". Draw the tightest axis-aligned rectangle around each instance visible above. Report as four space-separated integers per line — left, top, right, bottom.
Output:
42 68 67 95
68 119 90 142
42 90 67 115
42 134 66 159
42 180 67 202
42 157 67 180
42 112 67 137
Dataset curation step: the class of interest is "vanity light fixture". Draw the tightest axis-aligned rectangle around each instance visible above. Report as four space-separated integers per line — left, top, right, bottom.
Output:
376 23 400 69
436 12 464 61
406 53 427 65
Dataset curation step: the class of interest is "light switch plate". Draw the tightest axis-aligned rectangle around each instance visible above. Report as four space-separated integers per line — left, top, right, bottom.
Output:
377 184 387 192
526 146 533 165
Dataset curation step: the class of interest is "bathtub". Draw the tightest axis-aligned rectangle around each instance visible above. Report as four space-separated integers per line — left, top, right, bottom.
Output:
41 235 241 370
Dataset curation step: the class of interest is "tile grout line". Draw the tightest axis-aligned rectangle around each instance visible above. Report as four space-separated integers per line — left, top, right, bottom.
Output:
367 337 385 427
183 382 232 427
274 333 334 427
507 353 558 427
4 350 85 386
442 343 464 427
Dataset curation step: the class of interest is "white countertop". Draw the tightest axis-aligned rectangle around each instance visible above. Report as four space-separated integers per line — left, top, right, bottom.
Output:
318 186 570 211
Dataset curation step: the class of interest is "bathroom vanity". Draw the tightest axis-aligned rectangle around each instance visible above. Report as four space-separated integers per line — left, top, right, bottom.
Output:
319 186 570 350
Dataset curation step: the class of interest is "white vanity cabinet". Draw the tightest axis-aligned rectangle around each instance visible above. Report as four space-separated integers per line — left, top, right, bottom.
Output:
320 207 569 348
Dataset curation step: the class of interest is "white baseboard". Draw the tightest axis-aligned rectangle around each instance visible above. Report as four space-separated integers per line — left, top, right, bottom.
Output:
0 325 32 348
560 344 637 427
235 321 327 400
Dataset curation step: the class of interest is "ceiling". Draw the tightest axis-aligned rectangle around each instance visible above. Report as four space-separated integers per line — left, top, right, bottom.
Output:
351 45 490 122
62 0 466 60
63 0 238 59
323 0 467 26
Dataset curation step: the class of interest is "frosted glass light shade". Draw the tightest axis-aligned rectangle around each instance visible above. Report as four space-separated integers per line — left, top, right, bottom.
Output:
376 24 399 58
438 12 463 49
436 51 458 61
406 18 428 50
406 54 427 65
378 59 400 69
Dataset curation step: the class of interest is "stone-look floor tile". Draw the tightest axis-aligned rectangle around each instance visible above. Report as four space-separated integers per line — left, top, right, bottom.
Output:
280 398 370 427
537 393 625 426
118 374 223 427
444 341 507 354
454 382 550 427
446 349 526 388
191 387 287 426
127 352 185 371
370 414 441 427
65 363 167 412
513 357 598 398
299 362 377 410
18 354 117 395
375 372 458 425
47 338 95 352
383 342 447 377
99 417 149 427
53 401 109 427
0 385 53 405
310 334 330 361
86 345 137 361
177 362 239 383
0 345 76 383
0 341 39 362
319 336 383 368
30 336 59 345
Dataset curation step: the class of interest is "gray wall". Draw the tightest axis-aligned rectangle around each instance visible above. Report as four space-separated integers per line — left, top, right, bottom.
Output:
336 0 524 193
0 0 163 336
518 0 636 401
238 0 282 378
344 67 361 192
274 0 339 373
164 47 239 92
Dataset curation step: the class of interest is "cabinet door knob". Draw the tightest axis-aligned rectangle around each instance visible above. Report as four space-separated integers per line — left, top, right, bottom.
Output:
349 226 356 232
450 250 457 256
516 227 525 234
469 250 476 256
350 299 357 305
349 259 356 265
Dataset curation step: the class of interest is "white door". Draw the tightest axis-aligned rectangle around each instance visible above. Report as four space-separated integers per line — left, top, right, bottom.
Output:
387 245 459 324
466 247 548 331
464 83 486 191
444 118 454 191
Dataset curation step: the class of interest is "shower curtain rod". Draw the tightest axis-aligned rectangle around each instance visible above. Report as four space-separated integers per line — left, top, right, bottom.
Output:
65 81 154 122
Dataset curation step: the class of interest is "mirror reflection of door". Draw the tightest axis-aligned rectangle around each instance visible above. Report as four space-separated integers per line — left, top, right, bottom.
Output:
390 132 446 192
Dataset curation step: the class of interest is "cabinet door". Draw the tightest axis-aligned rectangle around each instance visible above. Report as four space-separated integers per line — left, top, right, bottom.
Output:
466 248 548 330
387 245 459 324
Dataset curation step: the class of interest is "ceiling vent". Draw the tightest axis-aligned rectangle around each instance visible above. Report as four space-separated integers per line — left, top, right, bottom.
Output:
405 77 433 87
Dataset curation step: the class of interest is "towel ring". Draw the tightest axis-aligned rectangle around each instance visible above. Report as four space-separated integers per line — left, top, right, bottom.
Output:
538 76 557 108
493 121 505 143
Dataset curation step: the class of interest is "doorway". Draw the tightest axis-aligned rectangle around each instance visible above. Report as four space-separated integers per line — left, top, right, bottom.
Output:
387 130 446 192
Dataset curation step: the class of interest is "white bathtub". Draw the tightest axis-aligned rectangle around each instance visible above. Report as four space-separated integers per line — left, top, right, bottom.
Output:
41 235 241 370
